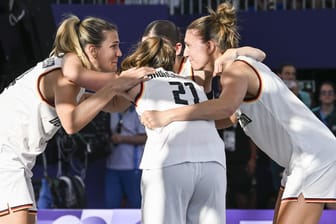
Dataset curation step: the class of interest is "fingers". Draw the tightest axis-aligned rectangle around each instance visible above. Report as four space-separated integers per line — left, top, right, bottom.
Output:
137 67 156 79
120 67 155 81
140 111 155 130
214 62 223 76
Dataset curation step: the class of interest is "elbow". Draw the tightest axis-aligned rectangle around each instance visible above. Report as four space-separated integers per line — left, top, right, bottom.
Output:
210 101 237 120
219 106 236 120
63 70 79 83
260 51 267 61
62 64 81 84
63 127 77 135
62 124 80 135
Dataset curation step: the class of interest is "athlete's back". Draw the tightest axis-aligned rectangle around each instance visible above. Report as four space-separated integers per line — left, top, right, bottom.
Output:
135 68 225 169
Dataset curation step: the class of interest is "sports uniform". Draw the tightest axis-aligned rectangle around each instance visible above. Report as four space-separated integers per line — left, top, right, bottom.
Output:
135 68 226 224
236 56 336 203
0 56 84 215
177 57 194 80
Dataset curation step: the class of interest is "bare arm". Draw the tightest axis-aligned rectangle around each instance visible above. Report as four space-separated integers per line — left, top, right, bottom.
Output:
54 67 150 135
111 133 147 145
141 61 251 129
193 46 265 93
62 53 154 92
62 53 118 91
54 74 118 134
62 53 154 113
237 46 266 62
215 113 237 129
102 74 143 113
214 46 266 75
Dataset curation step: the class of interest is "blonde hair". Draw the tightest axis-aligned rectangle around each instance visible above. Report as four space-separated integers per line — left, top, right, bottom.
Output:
187 2 239 53
121 37 175 71
50 15 118 69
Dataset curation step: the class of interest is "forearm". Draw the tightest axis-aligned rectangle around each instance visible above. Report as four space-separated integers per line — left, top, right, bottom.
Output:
167 98 235 123
58 86 117 135
66 68 117 92
116 134 147 145
215 115 236 129
236 46 266 62
103 95 132 113
62 53 117 91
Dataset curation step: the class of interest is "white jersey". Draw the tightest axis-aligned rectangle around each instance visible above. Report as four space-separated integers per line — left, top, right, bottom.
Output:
177 57 194 80
0 56 84 176
236 56 336 200
135 67 225 169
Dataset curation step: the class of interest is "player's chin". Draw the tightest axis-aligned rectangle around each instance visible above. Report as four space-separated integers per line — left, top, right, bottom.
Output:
109 64 118 72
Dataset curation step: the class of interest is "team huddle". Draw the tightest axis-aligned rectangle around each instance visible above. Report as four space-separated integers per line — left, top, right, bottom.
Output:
0 2 335 224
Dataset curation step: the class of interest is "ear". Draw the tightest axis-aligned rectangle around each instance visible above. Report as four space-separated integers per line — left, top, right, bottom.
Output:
175 42 183 56
207 40 217 54
85 44 98 59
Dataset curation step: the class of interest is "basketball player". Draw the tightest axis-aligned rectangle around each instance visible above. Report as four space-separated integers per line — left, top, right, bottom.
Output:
140 3 336 224
113 35 266 224
141 19 266 97
120 36 225 224
0 15 152 224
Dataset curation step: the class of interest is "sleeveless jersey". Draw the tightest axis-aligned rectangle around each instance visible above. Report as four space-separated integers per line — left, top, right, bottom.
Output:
0 56 84 176
135 67 225 169
236 56 336 170
177 57 194 80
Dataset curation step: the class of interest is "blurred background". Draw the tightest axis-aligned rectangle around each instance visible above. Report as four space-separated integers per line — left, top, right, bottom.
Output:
1 0 335 210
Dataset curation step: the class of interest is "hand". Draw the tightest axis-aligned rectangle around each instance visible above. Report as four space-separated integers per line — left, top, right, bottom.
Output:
213 48 237 76
140 110 170 129
113 67 155 93
214 47 266 76
111 133 123 144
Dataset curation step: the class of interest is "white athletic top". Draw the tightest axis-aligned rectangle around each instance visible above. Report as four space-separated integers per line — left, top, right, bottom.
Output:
0 56 84 177
177 57 194 80
236 56 336 170
135 67 225 169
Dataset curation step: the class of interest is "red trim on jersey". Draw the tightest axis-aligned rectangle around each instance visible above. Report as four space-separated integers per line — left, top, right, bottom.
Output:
0 209 10 217
28 210 38 215
282 197 336 203
177 57 185 75
235 59 262 102
36 68 61 107
178 57 195 81
191 67 195 82
11 204 34 213
0 203 34 217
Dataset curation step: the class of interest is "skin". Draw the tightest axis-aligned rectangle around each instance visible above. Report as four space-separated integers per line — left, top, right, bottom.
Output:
0 29 154 224
141 30 214 92
62 30 154 94
0 210 36 224
43 30 153 134
140 28 326 224
141 27 265 94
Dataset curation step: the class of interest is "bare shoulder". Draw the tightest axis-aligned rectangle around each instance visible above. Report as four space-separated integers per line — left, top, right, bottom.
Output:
231 60 260 97
63 52 80 62
62 53 83 71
